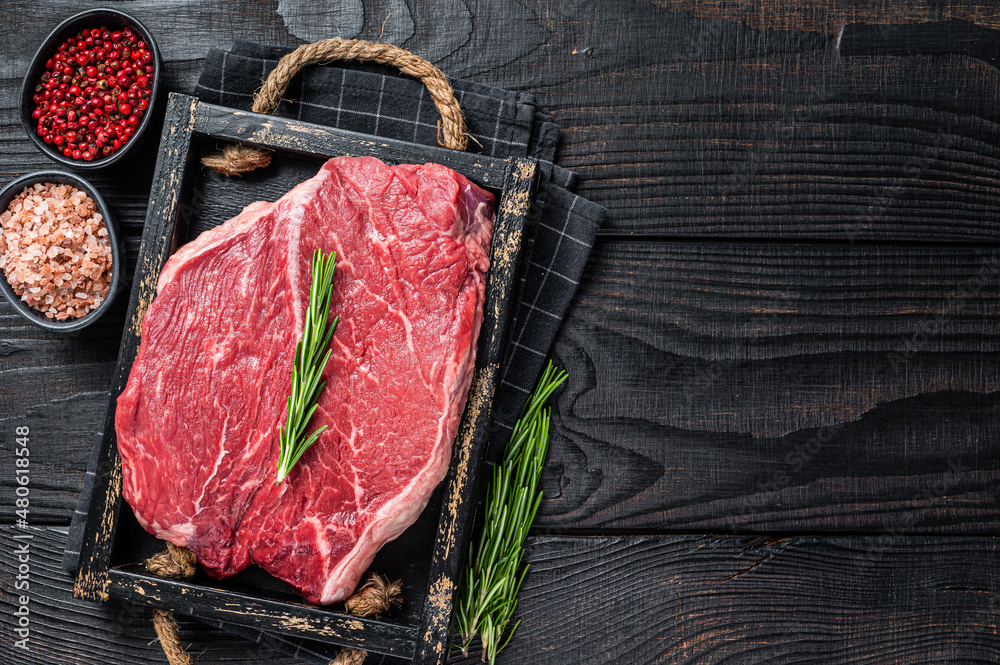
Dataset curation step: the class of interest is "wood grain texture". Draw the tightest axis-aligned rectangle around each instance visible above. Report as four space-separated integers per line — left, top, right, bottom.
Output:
0 526 308 664
538 240 1000 533
549 48 1000 239
0 2 998 663
6 527 999 665
4 1 1000 244
3 0 999 525
448 534 1000 665
0 317 121 524
14 0 1000 241
7 236 1000 533
653 0 1000 34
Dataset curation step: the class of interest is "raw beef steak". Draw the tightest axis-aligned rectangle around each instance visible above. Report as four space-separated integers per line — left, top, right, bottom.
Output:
115 156 495 604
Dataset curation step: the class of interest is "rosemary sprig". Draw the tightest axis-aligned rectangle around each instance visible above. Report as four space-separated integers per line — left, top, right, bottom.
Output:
276 250 339 485
454 361 568 663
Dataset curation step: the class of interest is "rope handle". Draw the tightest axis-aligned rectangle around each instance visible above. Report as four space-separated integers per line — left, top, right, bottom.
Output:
145 542 403 665
203 38 469 176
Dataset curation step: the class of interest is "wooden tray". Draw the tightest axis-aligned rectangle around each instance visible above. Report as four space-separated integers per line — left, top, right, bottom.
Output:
72 92 538 664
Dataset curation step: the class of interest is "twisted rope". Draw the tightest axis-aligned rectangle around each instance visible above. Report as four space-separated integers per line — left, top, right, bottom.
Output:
334 574 405 664
145 542 197 665
144 544 403 665
203 38 468 176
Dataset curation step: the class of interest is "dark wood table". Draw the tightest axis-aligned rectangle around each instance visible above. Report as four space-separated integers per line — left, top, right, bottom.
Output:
3 2 1000 663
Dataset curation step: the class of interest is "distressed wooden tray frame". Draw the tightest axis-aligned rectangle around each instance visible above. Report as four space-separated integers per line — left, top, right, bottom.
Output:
72 92 538 664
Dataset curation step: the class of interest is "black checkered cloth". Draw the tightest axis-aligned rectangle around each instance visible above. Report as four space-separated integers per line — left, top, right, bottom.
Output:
65 41 604 664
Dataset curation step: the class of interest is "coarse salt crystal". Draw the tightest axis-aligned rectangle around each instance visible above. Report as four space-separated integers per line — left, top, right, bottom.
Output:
1 182 112 320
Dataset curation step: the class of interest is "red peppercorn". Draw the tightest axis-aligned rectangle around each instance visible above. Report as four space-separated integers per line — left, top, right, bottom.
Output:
32 24 153 161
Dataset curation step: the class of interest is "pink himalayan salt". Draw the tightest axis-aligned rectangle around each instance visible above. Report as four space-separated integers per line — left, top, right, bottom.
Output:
1 182 112 320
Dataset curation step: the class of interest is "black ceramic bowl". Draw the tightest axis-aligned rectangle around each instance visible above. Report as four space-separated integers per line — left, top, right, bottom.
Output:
19 9 163 170
0 171 124 332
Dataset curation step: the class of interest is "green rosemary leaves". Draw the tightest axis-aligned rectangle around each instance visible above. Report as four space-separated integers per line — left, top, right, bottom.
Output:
276 250 338 485
455 361 568 663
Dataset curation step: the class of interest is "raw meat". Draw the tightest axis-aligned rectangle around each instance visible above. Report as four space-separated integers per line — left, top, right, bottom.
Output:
115 156 495 604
